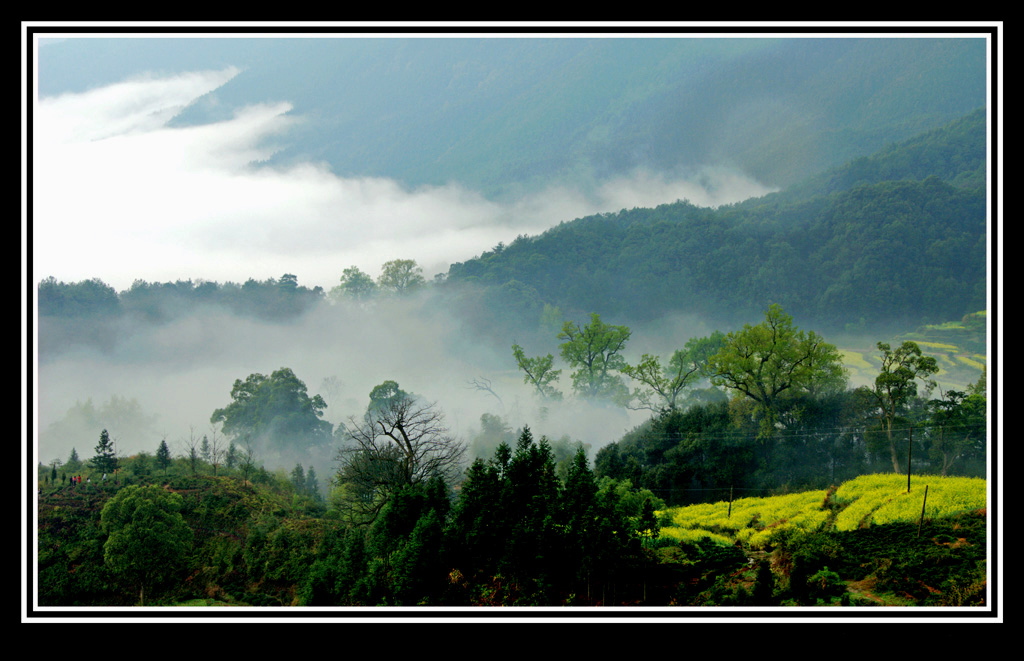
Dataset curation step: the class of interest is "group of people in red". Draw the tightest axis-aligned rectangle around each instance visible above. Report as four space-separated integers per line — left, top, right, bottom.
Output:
69 474 89 486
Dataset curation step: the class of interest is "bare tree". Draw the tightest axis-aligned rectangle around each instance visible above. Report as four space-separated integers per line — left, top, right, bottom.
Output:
180 426 202 476
334 392 465 524
208 425 226 476
466 376 504 411
239 435 259 485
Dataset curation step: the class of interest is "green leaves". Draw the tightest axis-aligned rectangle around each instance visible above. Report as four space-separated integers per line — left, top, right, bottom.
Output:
511 343 562 400
706 304 846 440
100 485 193 604
210 367 332 450
557 313 631 402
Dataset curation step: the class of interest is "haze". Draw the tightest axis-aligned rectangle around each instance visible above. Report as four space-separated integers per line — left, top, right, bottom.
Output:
34 64 775 292
33 48 770 472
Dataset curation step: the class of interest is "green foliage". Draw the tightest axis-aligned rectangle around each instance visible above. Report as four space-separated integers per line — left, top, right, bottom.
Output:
444 111 986 336
857 341 939 473
557 312 631 403
210 367 332 452
806 566 846 603
622 331 726 412
90 429 118 475
376 259 426 296
330 265 377 302
100 485 194 604
155 439 172 474
511 343 562 400
708 304 846 443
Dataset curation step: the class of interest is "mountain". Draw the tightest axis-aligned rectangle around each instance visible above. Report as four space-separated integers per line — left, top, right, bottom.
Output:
440 108 987 337
37 35 987 200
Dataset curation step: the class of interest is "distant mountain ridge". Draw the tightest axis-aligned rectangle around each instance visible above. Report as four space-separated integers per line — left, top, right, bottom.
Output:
440 107 987 337
37 36 987 199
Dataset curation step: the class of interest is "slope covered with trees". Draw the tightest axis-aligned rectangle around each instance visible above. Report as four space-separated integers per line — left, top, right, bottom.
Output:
442 108 987 336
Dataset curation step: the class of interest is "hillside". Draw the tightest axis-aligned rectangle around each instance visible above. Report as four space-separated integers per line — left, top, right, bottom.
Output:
441 108 987 339
36 468 987 608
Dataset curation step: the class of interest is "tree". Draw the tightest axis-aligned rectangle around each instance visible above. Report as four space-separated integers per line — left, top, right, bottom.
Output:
330 266 378 302
334 382 466 524
856 341 938 473
377 259 425 296
622 331 726 412
65 447 82 472
305 466 323 502
225 441 238 469
290 464 307 494
210 367 333 452
155 438 172 475
182 426 202 476
636 497 661 544
927 388 985 476
557 313 631 403
706 304 846 446
91 429 118 475
207 426 226 476
511 343 562 400
100 485 193 605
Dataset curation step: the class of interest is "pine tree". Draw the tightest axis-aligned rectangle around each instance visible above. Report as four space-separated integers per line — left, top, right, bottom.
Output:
306 466 322 501
291 464 307 494
91 429 118 474
66 447 82 472
155 439 172 475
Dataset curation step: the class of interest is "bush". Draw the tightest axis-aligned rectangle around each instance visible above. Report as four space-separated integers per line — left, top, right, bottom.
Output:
807 566 846 603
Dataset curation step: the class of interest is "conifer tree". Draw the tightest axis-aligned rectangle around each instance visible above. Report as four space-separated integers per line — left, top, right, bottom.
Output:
66 447 82 472
91 429 118 474
155 439 172 475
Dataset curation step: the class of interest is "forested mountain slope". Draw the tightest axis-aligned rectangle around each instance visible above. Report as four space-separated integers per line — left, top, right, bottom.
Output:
441 108 988 336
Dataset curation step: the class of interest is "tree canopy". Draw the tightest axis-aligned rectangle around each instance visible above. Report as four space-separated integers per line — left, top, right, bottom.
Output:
558 313 631 403
210 367 332 451
707 304 846 442
100 485 193 605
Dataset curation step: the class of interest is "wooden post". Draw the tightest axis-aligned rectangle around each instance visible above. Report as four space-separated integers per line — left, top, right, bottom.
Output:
728 486 733 518
917 485 929 538
907 426 913 492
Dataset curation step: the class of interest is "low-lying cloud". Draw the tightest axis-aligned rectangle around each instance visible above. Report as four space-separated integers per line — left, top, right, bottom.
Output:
34 68 775 292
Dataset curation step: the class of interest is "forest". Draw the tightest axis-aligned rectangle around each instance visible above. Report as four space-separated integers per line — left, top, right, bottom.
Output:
34 105 992 612
36 299 988 609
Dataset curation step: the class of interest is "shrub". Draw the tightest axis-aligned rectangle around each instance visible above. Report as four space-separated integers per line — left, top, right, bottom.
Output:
807 566 846 603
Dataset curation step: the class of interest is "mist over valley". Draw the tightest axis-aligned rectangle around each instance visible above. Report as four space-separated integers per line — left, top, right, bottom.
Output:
33 32 991 491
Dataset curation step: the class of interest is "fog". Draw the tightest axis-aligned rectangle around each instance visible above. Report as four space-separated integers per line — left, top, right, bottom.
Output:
34 64 777 474
36 290 731 479
34 67 775 291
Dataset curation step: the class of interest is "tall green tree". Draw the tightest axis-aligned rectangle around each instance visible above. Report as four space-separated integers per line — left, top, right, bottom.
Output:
155 438 172 475
100 485 193 605
291 464 307 494
558 313 631 403
706 304 846 447
65 447 82 472
90 429 118 475
330 265 378 302
210 367 332 451
927 387 986 475
377 259 426 296
856 341 938 473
